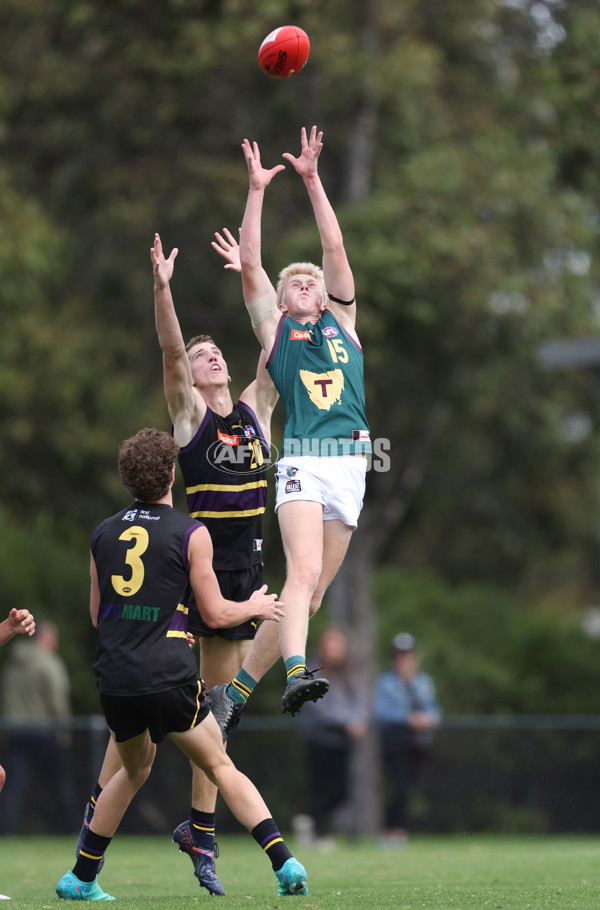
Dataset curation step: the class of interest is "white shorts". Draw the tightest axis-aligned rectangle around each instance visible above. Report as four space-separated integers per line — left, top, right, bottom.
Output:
274 455 367 529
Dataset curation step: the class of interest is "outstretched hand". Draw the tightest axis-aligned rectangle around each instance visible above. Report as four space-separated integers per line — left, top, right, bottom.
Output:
282 125 323 179
151 233 178 289
242 138 286 191
249 584 285 622
211 228 241 272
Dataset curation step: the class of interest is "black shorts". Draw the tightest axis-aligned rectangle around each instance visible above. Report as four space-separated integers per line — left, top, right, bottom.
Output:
188 564 264 641
99 680 209 744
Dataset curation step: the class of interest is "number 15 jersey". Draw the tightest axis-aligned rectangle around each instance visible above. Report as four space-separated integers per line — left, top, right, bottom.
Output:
266 309 371 458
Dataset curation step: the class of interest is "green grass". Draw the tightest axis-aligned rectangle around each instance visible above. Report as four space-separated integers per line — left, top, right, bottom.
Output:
1 834 600 909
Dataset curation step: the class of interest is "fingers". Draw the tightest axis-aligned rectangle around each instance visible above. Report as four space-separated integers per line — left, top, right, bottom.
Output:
213 230 232 250
11 609 36 636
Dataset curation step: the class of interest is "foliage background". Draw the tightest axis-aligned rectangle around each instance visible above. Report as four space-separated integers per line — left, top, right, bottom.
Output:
1 0 600 717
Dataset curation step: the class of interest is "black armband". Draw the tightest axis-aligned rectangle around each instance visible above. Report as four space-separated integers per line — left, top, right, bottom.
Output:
327 292 355 306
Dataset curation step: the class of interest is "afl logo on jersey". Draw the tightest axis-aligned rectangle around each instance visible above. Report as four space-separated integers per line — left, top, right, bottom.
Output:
243 425 256 438
321 326 338 338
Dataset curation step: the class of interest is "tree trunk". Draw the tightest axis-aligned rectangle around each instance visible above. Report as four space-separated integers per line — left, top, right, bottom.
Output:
329 526 381 835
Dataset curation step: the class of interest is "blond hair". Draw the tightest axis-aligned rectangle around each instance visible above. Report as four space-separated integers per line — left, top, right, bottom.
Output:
276 262 328 311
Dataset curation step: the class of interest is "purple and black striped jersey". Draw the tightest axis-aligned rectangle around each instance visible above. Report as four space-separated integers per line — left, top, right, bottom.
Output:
177 401 269 571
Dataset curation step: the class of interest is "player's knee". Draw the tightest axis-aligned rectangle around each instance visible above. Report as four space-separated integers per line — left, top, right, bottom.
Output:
203 751 234 789
0 764 5 793
288 562 322 594
125 753 154 788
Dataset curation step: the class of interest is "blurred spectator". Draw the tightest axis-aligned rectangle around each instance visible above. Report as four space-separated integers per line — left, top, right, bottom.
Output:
295 628 367 848
0 608 36 797
0 620 75 834
373 633 441 846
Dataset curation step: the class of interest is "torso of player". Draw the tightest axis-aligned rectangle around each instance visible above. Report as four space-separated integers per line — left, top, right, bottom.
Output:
177 401 269 570
267 308 371 457
91 502 201 695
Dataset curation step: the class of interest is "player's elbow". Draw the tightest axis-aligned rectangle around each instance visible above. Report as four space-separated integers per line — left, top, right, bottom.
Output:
199 605 232 629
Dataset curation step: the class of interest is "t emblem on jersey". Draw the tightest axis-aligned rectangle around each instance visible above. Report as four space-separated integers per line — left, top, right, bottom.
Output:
299 368 345 410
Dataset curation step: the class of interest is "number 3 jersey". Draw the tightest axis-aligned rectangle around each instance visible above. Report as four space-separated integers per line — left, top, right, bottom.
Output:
177 401 269 571
91 502 202 696
266 309 371 457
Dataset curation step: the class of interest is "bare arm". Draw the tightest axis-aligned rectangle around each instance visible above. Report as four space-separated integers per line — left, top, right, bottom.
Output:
238 349 279 448
151 233 206 446
189 525 284 627
239 139 284 353
0 609 36 646
89 553 100 629
211 231 279 443
283 126 357 335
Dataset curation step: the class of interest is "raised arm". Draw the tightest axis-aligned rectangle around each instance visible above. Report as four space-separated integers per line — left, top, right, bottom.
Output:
239 349 279 448
211 228 279 439
238 139 284 353
283 126 357 334
151 233 206 446
189 525 284 628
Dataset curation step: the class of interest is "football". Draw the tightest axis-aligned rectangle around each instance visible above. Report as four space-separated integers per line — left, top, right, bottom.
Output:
258 26 310 79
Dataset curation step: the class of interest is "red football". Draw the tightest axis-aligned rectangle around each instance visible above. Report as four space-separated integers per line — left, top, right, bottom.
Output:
258 26 310 79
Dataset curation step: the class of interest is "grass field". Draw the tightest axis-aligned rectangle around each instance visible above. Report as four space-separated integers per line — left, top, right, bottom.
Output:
0 834 599 909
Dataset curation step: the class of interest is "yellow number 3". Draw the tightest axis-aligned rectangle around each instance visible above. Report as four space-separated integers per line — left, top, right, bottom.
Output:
111 526 149 597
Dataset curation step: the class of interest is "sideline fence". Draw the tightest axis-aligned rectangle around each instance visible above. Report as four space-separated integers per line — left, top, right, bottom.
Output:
1 715 599 836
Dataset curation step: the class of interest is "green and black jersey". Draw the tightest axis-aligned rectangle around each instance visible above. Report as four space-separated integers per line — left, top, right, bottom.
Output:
266 309 371 457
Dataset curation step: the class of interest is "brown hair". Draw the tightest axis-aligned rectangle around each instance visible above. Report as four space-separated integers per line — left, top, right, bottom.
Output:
275 262 328 311
185 334 217 354
118 428 179 502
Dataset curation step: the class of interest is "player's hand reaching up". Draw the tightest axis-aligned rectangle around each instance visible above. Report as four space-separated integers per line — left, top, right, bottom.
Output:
211 228 241 272
151 232 178 289
282 125 323 179
242 138 286 191
248 584 285 622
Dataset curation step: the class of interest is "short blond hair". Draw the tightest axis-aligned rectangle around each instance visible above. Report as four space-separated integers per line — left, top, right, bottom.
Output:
276 262 328 311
